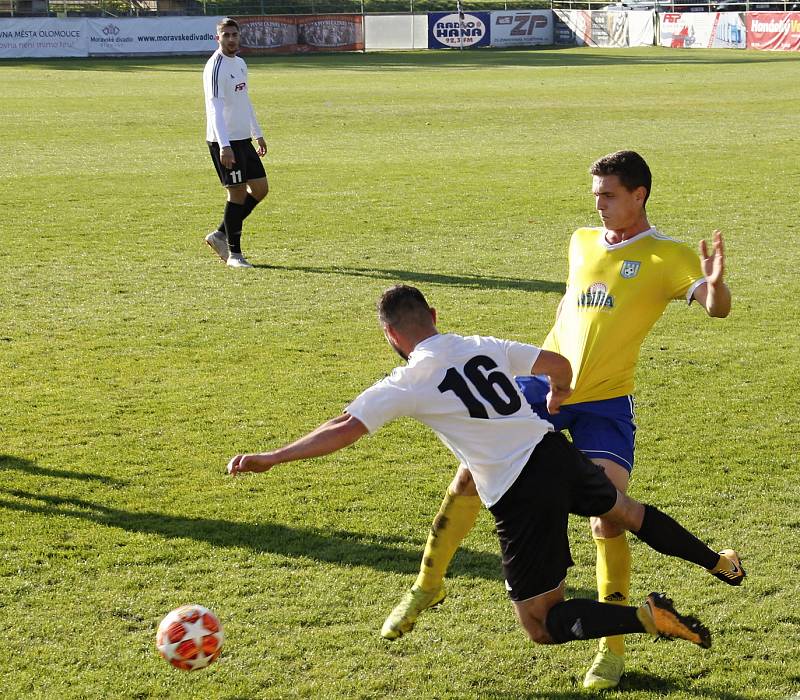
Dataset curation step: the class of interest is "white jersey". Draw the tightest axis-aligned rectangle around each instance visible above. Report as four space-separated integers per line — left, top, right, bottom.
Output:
345 333 553 507
203 49 263 147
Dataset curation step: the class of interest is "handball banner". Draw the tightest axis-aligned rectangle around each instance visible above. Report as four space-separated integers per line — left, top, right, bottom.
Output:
658 12 746 48
236 15 364 54
746 12 800 50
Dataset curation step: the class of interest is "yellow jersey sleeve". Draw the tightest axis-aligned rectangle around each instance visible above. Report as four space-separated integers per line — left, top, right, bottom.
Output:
542 228 704 404
662 235 705 302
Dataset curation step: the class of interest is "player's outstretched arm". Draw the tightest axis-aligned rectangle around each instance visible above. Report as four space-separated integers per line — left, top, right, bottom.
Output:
693 230 731 318
227 413 369 476
531 350 573 414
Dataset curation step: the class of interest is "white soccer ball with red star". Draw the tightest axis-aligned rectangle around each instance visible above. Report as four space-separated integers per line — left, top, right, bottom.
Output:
156 604 224 671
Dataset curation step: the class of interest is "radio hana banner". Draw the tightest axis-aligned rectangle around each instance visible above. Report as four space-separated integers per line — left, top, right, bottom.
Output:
428 12 491 49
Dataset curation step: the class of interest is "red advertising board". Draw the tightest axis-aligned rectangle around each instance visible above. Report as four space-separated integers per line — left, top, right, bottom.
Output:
746 12 800 51
237 15 364 54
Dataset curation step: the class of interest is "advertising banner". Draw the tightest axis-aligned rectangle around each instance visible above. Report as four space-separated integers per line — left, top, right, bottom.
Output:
554 10 628 47
86 17 220 56
237 15 363 54
628 10 655 47
428 11 491 49
490 10 553 47
746 12 800 51
659 12 745 48
0 18 86 58
713 12 746 48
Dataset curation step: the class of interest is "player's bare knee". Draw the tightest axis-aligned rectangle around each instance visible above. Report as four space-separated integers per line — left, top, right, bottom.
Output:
605 493 644 532
590 515 624 539
226 184 248 204
449 467 477 496
247 178 268 201
521 617 554 645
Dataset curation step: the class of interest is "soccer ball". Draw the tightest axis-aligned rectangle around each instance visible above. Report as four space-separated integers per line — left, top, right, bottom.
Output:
156 604 224 671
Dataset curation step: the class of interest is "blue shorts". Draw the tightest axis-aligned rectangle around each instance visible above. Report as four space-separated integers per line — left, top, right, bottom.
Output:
515 375 636 472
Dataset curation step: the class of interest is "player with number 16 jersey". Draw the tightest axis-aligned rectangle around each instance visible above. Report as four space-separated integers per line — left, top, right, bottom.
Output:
346 333 549 508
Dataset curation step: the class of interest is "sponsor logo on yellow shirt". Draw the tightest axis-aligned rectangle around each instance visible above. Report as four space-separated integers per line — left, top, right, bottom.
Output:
578 282 614 309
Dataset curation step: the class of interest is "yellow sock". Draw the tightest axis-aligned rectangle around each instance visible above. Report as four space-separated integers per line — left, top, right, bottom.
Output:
595 533 631 657
414 487 481 592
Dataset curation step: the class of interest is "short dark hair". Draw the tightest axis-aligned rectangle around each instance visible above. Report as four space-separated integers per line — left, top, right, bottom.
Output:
377 285 432 329
217 17 240 33
590 150 652 206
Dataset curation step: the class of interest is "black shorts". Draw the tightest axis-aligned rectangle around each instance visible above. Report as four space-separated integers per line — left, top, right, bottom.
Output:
208 139 266 188
488 432 618 602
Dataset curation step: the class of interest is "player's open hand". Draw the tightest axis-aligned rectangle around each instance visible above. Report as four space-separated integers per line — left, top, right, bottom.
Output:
226 453 276 476
256 137 267 157
699 230 725 287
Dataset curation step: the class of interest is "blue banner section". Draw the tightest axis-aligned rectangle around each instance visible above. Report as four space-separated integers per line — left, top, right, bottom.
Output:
428 11 491 49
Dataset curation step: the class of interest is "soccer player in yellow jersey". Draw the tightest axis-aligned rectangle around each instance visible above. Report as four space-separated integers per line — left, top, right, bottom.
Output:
381 151 735 690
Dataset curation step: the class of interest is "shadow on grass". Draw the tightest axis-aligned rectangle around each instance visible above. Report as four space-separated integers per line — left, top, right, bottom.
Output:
0 455 595 596
482 669 753 699
5 47 799 73
251 262 565 295
0 454 126 486
0 485 508 580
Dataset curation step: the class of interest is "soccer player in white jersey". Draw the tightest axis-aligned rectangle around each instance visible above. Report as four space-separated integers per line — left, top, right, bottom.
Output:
203 17 268 268
227 285 744 666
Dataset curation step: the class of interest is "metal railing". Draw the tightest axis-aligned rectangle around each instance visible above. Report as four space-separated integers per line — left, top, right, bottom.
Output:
550 0 798 10
0 0 544 17
1 0 796 17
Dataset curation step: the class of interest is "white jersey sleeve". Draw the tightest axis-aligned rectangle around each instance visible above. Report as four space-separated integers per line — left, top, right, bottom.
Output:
242 63 263 139
203 51 230 146
503 339 541 377
248 99 263 140
345 368 416 435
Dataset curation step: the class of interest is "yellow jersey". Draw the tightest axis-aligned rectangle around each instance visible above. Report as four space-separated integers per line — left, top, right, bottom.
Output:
542 227 704 404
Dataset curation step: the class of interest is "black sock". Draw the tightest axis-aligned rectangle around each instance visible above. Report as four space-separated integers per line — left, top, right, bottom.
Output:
223 201 246 254
217 195 260 233
242 193 260 219
634 504 719 570
545 599 645 643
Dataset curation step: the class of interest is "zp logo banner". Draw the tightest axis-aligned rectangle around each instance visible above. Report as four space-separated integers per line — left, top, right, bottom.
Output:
491 11 553 47
428 11 491 49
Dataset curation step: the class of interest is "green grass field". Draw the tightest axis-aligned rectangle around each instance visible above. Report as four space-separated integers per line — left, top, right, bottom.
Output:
1 47 799 698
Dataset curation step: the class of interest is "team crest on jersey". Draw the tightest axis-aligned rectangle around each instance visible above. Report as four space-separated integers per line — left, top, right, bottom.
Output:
620 260 641 279
578 282 614 309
